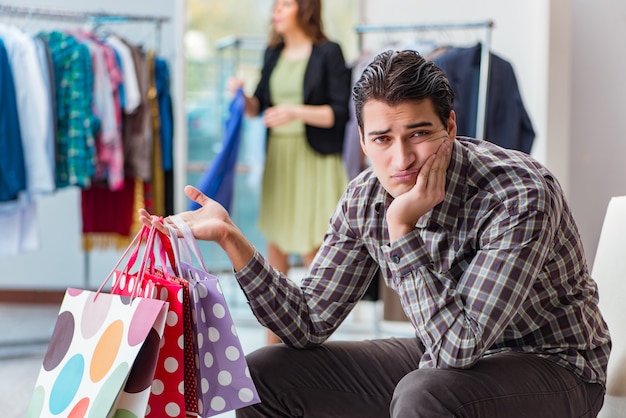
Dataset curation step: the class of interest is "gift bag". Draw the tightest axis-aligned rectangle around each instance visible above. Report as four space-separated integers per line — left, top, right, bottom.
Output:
111 225 193 417
172 276 200 415
167 216 261 417
26 228 169 418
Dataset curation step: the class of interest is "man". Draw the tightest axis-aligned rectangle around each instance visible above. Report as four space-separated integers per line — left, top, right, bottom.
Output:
142 50 610 417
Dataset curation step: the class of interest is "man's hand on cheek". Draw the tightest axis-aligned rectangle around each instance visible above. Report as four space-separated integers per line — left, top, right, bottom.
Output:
386 140 451 243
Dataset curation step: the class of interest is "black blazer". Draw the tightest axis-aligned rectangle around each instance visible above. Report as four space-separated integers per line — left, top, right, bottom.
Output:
253 40 351 155
433 44 536 154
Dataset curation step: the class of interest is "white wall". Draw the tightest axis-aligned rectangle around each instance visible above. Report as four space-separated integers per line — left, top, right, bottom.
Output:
0 0 186 290
570 0 626 266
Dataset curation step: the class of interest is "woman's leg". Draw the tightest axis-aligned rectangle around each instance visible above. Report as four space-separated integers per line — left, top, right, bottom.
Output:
390 351 605 418
301 249 318 270
236 338 423 418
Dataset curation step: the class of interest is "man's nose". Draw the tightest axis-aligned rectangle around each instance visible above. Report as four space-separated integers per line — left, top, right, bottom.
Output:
393 140 416 169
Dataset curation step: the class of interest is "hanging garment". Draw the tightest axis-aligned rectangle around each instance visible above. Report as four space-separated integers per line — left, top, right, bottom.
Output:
0 38 26 203
433 43 535 154
147 51 165 217
68 29 125 191
190 88 246 213
105 34 142 114
0 27 57 255
155 56 174 215
32 36 57 183
39 30 97 188
343 52 376 181
0 24 55 195
120 38 153 184
81 176 137 250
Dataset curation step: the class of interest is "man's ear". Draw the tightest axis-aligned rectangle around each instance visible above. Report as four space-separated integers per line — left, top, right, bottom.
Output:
447 110 457 139
358 126 368 157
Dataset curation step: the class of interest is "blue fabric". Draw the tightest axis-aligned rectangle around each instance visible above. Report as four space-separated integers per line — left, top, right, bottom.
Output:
0 38 27 202
155 57 173 171
113 48 126 111
190 88 245 213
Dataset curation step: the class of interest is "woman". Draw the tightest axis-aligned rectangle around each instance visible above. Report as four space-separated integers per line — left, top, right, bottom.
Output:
232 0 351 344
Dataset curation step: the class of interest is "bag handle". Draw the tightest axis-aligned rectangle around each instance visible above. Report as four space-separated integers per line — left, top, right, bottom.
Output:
165 222 184 275
134 224 158 292
149 227 176 280
96 224 157 299
167 214 209 273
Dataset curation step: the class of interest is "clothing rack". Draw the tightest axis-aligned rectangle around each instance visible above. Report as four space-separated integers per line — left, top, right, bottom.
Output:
215 35 267 53
355 20 494 140
0 4 170 290
0 4 169 50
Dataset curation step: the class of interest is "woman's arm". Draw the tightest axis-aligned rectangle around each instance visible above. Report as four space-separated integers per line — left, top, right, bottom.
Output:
263 103 334 128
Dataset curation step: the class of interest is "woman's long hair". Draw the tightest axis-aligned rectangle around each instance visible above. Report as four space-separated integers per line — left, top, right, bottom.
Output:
268 0 328 48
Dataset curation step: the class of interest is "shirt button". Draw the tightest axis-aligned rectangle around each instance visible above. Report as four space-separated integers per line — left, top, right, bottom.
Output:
391 254 401 263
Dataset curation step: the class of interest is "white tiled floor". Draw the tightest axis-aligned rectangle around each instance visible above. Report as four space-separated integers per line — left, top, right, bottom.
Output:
1 269 412 418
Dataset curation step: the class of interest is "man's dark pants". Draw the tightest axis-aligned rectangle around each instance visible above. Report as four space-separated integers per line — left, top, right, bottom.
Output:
236 337 605 417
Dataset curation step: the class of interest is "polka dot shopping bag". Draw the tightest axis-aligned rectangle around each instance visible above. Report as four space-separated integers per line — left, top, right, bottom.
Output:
111 225 196 417
26 226 169 418
166 216 261 417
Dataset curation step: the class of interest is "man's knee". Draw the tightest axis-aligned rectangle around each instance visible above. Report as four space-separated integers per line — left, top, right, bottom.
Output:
391 368 458 417
245 344 291 384
236 345 294 418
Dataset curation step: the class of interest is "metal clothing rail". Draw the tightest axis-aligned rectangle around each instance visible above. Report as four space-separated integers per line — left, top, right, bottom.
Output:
215 35 267 52
355 20 494 140
0 3 169 49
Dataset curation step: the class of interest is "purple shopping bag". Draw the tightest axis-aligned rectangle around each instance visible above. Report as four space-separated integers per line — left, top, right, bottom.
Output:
183 264 260 417
165 216 260 417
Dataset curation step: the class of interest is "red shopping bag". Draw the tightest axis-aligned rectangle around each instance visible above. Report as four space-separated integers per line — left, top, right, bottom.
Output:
173 276 199 415
111 225 190 417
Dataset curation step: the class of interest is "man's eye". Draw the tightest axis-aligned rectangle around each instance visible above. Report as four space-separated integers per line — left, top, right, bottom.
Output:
372 136 389 143
409 132 428 143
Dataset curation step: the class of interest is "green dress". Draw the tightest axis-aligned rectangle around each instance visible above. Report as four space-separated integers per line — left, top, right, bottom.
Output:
258 54 348 255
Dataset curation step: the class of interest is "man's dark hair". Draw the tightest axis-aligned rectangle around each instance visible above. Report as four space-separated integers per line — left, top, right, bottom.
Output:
352 50 455 130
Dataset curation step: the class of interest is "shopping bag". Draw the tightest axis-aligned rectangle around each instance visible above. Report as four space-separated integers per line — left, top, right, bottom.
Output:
111 225 192 417
149 229 199 415
166 215 260 417
26 286 168 417
27 226 170 418
149 230 199 416
172 276 200 415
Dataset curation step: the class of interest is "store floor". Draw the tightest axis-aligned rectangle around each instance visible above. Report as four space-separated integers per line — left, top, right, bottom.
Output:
0 270 412 418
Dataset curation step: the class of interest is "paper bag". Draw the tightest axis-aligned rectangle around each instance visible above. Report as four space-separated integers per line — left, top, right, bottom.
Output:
111 225 190 417
26 288 168 418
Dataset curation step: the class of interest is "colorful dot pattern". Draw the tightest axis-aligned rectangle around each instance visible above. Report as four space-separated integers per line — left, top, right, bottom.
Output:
180 262 261 417
26 288 168 418
112 270 188 418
